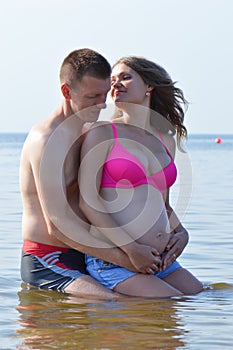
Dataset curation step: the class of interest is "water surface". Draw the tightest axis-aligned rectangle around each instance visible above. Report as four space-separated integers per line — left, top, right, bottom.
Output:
0 133 232 349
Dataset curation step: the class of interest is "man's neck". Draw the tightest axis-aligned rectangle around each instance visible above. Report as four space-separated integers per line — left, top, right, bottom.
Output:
60 100 86 129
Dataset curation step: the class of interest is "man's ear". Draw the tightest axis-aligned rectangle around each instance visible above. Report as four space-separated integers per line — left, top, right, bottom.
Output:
61 83 71 100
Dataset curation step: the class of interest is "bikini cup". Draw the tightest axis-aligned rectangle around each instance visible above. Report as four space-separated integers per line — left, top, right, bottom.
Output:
100 123 177 191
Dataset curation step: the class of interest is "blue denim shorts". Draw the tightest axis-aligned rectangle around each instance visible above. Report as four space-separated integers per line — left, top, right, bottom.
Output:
85 255 182 290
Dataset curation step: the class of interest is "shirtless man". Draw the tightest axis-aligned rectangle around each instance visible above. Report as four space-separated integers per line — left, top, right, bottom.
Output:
19 49 157 298
20 48 188 298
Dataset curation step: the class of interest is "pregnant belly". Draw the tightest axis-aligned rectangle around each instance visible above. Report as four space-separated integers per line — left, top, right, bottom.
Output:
100 185 170 254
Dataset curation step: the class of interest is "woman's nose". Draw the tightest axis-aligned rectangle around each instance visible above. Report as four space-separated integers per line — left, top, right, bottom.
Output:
112 80 122 88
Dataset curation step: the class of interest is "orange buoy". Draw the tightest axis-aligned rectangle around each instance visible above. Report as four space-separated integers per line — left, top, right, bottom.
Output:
215 137 222 144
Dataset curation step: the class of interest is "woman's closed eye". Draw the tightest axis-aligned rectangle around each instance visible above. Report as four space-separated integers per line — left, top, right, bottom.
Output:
111 75 131 85
122 75 131 80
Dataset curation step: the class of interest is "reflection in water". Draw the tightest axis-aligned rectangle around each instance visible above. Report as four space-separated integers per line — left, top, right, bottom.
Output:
16 284 187 349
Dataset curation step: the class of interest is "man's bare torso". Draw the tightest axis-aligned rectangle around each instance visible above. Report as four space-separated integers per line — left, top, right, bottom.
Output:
20 108 88 247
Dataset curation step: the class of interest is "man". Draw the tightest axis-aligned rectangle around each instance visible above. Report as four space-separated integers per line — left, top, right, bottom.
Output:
20 48 188 298
19 49 154 297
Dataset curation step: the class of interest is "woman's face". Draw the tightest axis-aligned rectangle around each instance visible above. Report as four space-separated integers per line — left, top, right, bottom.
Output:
110 63 150 106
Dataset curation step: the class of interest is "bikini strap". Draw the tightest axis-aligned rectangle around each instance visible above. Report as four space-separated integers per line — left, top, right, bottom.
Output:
158 132 172 157
158 132 166 146
110 122 118 140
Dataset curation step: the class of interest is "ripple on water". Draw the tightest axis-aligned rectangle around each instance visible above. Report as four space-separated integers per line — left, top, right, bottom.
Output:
8 284 232 350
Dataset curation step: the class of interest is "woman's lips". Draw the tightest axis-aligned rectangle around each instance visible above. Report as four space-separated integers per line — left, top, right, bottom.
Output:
114 90 125 95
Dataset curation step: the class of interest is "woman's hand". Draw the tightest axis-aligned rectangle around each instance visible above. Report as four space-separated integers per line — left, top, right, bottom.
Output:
161 230 189 271
124 242 162 274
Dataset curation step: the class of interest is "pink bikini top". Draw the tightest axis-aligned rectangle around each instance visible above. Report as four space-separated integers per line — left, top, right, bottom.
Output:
100 122 177 193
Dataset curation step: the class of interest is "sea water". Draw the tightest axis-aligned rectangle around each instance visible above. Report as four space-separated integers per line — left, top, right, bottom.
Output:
0 133 232 349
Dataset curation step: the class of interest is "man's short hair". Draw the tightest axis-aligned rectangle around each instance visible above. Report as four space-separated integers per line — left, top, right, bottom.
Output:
60 48 111 87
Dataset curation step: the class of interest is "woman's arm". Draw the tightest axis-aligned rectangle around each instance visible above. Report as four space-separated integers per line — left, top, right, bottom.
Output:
160 134 189 269
79 122 161 273
161 190 189 270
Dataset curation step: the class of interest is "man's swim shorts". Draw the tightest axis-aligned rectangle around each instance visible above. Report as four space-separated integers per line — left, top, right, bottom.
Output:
21 240 86 291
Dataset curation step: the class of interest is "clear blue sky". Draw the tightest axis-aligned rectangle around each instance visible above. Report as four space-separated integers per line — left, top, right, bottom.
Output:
1 0 233 134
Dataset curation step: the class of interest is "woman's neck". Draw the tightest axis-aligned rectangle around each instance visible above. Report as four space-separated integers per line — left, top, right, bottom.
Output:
120 103 151 132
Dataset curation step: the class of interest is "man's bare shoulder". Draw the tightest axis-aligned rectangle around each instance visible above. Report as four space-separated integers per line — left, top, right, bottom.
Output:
26 109 65 146
23 125 49 157
21 113 62 165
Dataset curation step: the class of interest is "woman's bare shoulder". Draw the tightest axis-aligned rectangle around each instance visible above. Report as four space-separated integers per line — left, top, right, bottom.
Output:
83 121 114 145
160 132 176 158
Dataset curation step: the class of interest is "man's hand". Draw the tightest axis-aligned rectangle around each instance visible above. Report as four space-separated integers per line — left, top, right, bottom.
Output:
123 242 162 274
161 230 189 271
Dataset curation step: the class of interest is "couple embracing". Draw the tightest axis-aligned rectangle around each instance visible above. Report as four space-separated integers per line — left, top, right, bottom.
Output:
20 48 203 298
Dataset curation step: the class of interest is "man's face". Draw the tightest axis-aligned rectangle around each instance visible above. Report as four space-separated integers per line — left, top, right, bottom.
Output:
70 75 111 122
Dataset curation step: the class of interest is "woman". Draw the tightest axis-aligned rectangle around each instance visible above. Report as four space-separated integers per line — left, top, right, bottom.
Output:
79 56 203 298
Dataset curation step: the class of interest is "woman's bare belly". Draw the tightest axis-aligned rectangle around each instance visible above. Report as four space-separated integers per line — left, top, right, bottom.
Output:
90 185 171 254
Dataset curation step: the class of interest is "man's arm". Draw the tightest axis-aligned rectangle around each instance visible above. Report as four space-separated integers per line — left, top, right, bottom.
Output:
51 230 138 271
29 129 116 248
29 128 154 273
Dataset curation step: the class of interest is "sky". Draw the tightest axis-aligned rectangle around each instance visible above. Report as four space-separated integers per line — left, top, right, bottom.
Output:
1 0 233 134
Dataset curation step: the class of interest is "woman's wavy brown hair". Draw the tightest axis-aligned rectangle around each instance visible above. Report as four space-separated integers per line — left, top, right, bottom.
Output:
112 56 188 149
